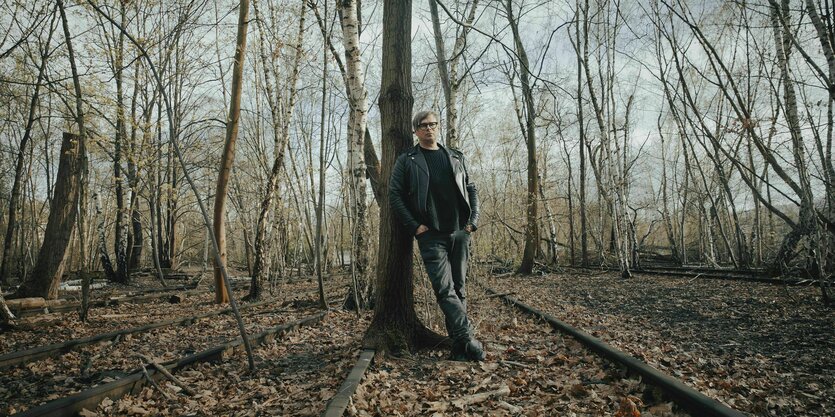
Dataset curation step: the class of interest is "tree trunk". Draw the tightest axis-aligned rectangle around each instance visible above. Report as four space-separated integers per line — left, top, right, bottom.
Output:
0 15 54 285
769 0 820 276
247 0 305 301
428 0 480 149
127 60 143 271
96 193 117 281
0 286 14 326
314 4 330 311
214 0 251 304
13 133 81 299
365 0 443 355
340 0 372 310
505 0 539 275
572 5 588 267
112 0 129 283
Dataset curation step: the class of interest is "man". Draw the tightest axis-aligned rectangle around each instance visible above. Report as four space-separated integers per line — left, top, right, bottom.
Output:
389 110 485 361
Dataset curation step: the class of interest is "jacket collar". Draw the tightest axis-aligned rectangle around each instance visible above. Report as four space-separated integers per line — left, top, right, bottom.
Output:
407 143 461 175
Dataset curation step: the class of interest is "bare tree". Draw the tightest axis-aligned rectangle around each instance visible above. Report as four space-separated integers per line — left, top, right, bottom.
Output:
245 0 305 301
339 0 373 310
428 0 481 148
502 0 540 275
0 7 57 285
214 0 251 304
365 0 445 354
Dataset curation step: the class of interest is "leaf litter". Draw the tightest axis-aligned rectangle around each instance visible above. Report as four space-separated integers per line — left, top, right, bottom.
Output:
485 270 835 417
7 269 825 416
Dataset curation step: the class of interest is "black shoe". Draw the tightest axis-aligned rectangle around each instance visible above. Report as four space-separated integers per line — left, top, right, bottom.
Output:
464 339 486 361
449 341 467 361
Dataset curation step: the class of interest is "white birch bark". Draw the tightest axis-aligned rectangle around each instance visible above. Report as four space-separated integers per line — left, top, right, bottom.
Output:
339 0 371 308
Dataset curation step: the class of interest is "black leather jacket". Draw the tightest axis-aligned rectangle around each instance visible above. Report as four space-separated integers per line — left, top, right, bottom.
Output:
389 144 479 235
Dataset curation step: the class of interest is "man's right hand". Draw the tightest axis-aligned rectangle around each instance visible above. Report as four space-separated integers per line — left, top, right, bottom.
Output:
415 224 429 236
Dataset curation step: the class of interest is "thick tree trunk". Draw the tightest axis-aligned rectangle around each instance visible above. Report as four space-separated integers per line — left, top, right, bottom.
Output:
13 133 81 299
365 0 444 354
214 0 250 304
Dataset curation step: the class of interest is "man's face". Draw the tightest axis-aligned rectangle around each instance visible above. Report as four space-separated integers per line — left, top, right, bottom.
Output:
415 115 440 144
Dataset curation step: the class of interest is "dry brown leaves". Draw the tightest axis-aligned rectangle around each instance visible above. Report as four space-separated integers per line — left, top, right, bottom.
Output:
80 310 371 416
349 297 688 416
487 271 835 417
0 275 342 415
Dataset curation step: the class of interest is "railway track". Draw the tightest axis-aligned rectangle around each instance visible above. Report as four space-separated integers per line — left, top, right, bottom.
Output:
579 265 830 286
1 297 324 414
321 283 750 416
485 271 833 416
10 311 328 417
5 267 779 416
0 297 284 370
484 287 745 417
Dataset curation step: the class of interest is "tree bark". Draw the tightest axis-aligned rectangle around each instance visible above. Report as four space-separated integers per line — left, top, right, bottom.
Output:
0 11 55 285
112 0 129 283
340 0 372 310
246 0 305 301
769 0 820 276
13 133 82 299
365 0 444 354
505 0 539 275
214 0 250 304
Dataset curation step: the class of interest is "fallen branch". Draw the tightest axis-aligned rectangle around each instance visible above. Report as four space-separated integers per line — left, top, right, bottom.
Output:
497 400 522 414
451 385 511 408
500 359 530 369
135 353 196 396
140 363 172 400
484 291 515 299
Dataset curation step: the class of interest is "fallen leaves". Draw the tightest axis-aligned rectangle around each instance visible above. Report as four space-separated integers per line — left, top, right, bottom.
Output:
487 271 835 417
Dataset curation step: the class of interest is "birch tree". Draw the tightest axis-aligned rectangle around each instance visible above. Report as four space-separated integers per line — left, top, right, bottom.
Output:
339 0 373 310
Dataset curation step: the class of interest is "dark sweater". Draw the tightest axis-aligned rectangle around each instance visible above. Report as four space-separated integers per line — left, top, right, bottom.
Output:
420 147 465 232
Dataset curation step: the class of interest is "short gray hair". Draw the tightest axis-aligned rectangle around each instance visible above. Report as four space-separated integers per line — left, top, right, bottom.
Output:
412 110 439 131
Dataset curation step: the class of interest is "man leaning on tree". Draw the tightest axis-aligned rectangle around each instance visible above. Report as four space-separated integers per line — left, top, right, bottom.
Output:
389 110 485 361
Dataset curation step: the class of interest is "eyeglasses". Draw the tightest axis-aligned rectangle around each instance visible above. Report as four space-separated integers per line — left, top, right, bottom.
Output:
417 122 439 130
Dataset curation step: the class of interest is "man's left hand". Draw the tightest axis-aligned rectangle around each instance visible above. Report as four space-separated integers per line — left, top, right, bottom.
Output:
464 224 474 233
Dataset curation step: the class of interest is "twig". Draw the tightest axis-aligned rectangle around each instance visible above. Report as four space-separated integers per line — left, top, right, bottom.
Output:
500 359 530 368
484 292 515 299
451 385 511 408
135 353 196 396
140 363 173 400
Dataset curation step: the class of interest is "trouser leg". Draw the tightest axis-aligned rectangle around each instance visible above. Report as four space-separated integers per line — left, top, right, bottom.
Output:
450 229 470 312
418 232 472 343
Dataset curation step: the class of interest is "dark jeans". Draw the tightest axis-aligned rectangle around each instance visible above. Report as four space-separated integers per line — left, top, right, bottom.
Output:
416 229 472 343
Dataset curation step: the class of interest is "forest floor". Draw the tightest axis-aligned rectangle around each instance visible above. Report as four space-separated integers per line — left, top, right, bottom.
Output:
484 269 834 417
1 268 831 416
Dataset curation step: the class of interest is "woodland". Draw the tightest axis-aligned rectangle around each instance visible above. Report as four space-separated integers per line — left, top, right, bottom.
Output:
0 0 833 416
